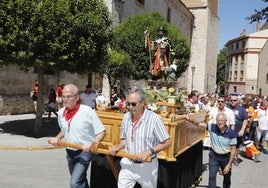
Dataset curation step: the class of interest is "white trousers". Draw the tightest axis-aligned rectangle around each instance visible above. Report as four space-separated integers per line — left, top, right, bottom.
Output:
118 157 158 188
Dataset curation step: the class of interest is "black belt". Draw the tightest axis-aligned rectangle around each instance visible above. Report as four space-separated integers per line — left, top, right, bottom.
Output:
210 149 230 157
66 148 82 154
131 160 143 164
130 156 156 163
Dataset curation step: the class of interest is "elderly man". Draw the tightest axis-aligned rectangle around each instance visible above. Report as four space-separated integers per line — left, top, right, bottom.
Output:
186 112 237 188
226 94 248 166
109 88 171 188
203 96 236 148
49 84 106 188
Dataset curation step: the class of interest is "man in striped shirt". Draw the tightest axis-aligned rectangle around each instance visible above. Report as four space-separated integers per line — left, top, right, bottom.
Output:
186 112 237 188
110 88 171 188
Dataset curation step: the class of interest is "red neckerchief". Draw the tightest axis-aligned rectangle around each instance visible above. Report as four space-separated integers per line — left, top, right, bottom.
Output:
131 110 144 141
63 104 80 121
259 106 267 110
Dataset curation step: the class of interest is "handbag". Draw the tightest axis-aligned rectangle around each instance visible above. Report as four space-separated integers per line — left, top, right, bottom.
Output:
30 90 34 98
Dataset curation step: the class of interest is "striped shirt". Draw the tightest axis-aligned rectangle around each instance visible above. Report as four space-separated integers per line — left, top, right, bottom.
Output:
208 123 237 154
120 108 170 155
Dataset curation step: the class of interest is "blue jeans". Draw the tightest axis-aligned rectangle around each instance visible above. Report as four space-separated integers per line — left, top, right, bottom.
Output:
66 149 92 188
209 150 231 188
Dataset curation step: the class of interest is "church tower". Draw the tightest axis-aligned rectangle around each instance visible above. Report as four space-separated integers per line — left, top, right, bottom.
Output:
181 0 219 93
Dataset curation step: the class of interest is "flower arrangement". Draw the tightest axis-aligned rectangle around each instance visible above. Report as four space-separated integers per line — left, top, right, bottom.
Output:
109 87 190 116
145 87 190 115
115 98 128 113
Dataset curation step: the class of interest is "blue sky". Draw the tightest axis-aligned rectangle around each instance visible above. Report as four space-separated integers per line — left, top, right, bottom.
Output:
218 0 267 50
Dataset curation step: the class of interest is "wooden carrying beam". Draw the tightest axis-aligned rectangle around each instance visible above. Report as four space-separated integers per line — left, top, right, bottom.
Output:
48 140 152 162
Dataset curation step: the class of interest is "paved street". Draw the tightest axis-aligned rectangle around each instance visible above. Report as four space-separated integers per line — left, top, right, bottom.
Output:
1 114 268 188
197 149 268 188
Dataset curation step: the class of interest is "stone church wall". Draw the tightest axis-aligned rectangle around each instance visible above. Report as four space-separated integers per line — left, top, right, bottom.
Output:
0 64 88 115
0 64 88 96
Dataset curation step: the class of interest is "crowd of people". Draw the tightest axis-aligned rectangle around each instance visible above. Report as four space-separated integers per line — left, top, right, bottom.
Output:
47 84 169 188
32 80 268 187
30 80 131 119
186 90 268 187
31 81 65 121
187 90 268 157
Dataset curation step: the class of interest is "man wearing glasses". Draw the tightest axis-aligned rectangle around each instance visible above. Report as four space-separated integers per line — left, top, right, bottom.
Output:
208 96 235 129
226 94 248 166
109 88 171 188
49 84 106 188
205 96 235 148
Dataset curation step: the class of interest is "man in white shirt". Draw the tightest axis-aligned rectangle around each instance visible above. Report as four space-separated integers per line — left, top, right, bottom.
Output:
80 85 96 109
204 96 235 148
209 96 235 128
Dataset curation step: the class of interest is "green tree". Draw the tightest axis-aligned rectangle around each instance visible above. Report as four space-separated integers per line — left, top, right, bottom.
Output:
246 0 268 23
110 11 191 80
217 47 227 95
0 0 112 137
100 49 132 89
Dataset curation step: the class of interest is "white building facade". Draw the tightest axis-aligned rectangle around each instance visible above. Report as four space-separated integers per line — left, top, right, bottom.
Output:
225 23 268 96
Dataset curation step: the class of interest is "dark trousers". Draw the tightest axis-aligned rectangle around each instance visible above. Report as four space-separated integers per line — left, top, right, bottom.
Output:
209 150 231 188
245 124 257 142
66 149 92 188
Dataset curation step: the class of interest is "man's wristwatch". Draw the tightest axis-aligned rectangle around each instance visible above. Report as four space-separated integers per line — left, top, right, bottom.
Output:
149 148 155 155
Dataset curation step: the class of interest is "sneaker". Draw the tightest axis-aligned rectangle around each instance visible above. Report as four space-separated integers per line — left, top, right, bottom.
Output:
233 158 239 166
252 154 260 162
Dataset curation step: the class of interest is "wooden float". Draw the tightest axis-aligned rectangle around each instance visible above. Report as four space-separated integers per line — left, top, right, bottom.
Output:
96 108 208 162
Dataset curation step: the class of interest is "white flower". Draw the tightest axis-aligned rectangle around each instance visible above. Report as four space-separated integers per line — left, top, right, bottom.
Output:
114 99 122 107
147 103 158 111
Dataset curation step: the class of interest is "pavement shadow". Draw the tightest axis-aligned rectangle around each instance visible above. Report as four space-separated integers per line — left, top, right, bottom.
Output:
202 162 208 172
0 117 60 138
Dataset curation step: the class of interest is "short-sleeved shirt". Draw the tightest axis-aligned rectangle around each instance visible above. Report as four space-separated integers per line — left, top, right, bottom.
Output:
259 116 268 130
58 104 105 147
120 108 170 155
80 92 96 108
32 83 38 97
207 123 237 154
209 107 235 126
258 106 268 119
226 104 248 133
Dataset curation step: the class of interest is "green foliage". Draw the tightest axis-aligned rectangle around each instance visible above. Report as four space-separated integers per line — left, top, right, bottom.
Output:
111 11 191 80
217 47 227 95
0 0 112 73
144 88 189 113
100 49 131 88
0 0 112 137
246 0 268 23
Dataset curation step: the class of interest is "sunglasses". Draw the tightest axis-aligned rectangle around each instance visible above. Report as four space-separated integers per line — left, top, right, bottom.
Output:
217 100 225 103
230 99 237 102
126 101 140 107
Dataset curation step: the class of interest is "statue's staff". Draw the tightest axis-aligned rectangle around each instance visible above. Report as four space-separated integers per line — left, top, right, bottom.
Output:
144 26 152 67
